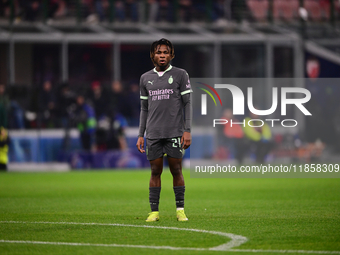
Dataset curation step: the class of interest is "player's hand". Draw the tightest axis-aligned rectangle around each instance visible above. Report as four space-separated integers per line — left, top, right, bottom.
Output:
181 132 191 150
136 137 145 153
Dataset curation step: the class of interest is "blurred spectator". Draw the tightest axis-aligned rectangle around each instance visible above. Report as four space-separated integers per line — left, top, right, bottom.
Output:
77 0 106 23
148 0 174 22
0 85 11 168
89 81 110 121
223 0 233 20
247 0 269 22
114 0 125 21
189 0 226 22
56 83 75 128
107 80 128 150
82 0 112 23
96 117 110 150
74 94 97 152
179 0 192 22
17 0 41 22
46 0 66 23
107 112 128 150
231 0 252 22
0 127 9 171
55 83 76 151
0 84 10 129
110 80 129 118
212 0 227 22
80 0 94 21
115 0 139 22
221 109 246 164
94 0 109 22
177 0 230 23
38 80 56 128
125 81 140 126
88 81 110 150
0 0 10 18
126 0 139 22
243 112 274 163
9 101 25 129
147 0 158 22
295 139 325 163
6 0 338 24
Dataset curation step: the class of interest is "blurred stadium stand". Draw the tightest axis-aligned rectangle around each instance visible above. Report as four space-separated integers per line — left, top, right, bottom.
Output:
0 0 340 167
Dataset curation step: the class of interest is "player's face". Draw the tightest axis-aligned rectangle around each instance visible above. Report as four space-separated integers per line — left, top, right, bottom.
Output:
153 45 172 71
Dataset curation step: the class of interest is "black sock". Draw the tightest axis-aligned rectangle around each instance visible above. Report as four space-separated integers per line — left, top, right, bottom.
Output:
149 187 161 212
173 186 185 208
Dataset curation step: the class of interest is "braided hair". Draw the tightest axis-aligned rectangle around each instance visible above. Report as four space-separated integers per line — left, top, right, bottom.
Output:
150 38 175 66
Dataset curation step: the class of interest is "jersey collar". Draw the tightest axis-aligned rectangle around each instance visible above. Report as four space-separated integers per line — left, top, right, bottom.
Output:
153 65 172 77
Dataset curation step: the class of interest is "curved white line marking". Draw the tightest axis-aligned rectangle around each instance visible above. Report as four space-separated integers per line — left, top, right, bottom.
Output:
0 221 247 250
0 240 205 251
1 240 340 254
231 249 340 254
1 221 340 254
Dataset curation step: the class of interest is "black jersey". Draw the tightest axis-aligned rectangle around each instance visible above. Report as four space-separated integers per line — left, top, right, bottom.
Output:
139 65 192 139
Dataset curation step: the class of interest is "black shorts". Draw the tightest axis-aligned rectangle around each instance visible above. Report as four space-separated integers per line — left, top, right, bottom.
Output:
146 137 184 161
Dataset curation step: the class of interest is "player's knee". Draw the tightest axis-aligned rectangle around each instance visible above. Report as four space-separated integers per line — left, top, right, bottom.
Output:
170 165 182 177
151 167 162 177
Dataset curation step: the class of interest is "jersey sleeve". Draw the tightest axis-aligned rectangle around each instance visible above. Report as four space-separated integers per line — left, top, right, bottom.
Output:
138 75 148 137
179 70 193 96
180 70 192 133
140 75 148 100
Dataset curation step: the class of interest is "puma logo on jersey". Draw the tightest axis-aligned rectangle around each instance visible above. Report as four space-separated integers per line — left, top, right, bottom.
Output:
148 80 154 85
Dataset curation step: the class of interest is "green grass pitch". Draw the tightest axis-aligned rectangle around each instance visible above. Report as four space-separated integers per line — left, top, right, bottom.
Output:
0 169 339 255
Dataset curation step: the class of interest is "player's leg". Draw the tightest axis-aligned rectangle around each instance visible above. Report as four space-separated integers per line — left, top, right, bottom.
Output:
168 157 184 187
166 137 185 186
146 158 163 222
149 157 164 187
146 139 164 222
168 158 185 208
166 136 188 221
168 157 188 221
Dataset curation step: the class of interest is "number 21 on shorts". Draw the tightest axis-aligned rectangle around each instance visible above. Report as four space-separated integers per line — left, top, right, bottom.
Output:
172 138 181 148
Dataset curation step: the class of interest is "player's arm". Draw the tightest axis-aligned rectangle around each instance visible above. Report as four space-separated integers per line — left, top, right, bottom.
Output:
136 99 148 153
180 71 192 150
181 93 192 149
136 77 148 153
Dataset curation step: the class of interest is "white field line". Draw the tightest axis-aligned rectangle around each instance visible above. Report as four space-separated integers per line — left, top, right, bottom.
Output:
0 240 205 251
231 249 340 254
1 240 340 254
1 221 340 254
0 221 247 250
